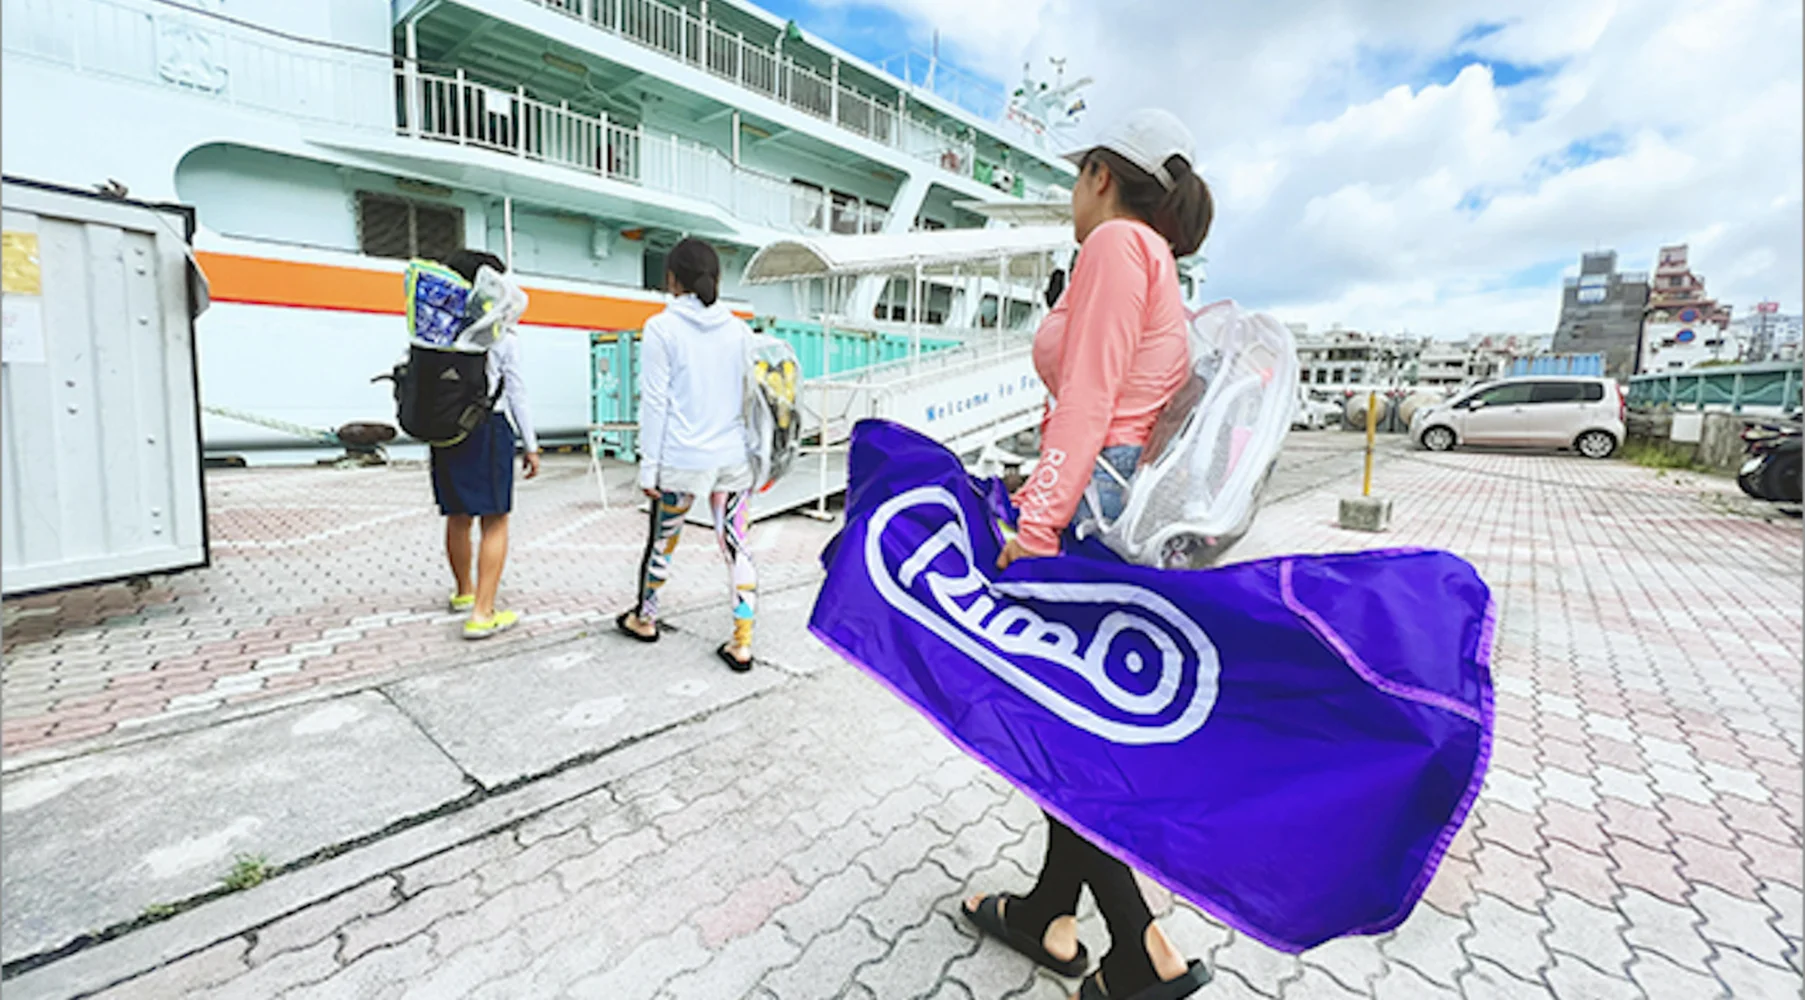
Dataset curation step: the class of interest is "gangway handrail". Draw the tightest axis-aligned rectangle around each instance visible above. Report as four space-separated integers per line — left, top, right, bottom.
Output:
748 224 1070 518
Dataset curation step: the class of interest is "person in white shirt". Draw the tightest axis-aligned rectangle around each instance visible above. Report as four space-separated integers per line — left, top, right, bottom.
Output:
616 238 759 672
434 250 540 640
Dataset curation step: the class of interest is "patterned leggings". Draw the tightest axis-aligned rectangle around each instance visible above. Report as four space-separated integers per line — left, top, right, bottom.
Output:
635 490 757 647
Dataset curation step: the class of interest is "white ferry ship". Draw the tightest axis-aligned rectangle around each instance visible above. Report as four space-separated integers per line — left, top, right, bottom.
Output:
2 0 1083 457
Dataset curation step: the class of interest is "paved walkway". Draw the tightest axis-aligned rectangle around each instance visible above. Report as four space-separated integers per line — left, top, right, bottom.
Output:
0 455 836 759
8 439 1794 1000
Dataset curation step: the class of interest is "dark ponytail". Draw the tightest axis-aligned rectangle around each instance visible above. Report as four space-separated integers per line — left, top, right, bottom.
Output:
1153 156 1213 259
443 249 506 283
666 237 721 307
1083 149 1214 258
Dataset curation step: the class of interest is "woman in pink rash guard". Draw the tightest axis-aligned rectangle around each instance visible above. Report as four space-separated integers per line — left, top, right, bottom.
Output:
960 109 1218 1000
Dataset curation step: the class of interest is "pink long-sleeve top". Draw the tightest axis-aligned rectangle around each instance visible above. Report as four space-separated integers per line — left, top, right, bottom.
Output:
1013 218 1190 555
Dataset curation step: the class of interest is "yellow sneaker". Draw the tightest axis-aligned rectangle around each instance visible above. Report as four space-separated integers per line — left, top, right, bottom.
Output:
463 609 518 640
449 593 476 612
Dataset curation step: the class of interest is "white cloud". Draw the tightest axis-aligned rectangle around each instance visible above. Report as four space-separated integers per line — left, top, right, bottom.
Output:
827 0 1804 337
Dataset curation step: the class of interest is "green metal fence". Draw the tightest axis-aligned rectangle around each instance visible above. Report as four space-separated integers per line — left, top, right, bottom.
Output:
1625 361 1803 413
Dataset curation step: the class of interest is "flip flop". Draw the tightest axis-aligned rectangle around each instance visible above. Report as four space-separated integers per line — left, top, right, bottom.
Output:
1077 960 1211 1000
616 611 659 643
716 643 753 673
959 894 1089 978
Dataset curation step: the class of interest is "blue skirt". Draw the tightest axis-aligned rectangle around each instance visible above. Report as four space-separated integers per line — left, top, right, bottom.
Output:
430 411 515 516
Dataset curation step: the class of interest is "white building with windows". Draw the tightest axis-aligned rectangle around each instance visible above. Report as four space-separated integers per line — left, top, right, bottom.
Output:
1293 328 1425 390
1731 303 1803 363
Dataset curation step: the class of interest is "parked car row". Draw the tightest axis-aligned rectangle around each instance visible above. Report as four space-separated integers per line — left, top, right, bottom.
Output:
1294 374 1800 503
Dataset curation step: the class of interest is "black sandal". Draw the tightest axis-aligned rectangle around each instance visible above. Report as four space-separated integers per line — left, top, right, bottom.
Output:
716 643 753 673
616 611 659 643
959 894 1089 978
1077 960 1211 1000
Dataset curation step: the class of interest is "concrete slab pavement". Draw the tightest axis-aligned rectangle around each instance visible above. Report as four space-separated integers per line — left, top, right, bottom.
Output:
0 582 831 973
385 625 789 790
0 692 469 966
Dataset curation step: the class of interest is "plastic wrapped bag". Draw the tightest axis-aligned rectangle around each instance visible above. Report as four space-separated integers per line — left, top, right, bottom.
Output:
745 334 802 493
459 266 528 350
1080 299 1300 568
406 261 471 349
404 260 527 353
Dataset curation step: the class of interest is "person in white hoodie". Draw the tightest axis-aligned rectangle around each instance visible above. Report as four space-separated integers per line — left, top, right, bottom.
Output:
616 238 759 671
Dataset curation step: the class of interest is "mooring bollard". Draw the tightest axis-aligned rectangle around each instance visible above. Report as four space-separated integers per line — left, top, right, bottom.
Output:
1340 389 1393 532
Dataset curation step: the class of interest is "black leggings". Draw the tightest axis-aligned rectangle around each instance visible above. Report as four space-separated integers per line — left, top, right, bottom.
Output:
1006 812 1160 996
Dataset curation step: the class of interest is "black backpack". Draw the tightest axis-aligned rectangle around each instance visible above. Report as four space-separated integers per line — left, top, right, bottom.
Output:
381 345 504 447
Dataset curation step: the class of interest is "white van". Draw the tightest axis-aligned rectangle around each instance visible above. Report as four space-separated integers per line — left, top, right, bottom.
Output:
1410 376 1625 458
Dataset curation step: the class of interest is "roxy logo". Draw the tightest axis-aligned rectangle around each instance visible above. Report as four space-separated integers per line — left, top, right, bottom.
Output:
864 486 1220 744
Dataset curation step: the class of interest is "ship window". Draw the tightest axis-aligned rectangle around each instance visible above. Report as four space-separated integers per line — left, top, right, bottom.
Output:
863 203 890 234
831 192 860 235
875 277 911 321
357 192 464 261
791 180 826 231
642 248 667 293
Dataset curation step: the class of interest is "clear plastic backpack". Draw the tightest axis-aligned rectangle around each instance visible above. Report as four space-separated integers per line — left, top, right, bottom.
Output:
744 333 802 493
1077 299 1300 568
405 261 527 352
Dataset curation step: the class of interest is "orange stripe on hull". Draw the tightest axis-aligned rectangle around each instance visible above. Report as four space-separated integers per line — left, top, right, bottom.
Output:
193 252 751 329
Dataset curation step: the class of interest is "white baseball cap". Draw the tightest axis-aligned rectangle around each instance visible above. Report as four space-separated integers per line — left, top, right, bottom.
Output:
1062 108 1197 190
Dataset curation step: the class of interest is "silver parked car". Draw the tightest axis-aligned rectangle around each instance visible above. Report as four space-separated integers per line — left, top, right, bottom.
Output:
1410 376 1625 459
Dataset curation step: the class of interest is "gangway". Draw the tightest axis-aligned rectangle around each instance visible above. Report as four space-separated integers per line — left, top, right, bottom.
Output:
595 221 1075 523
738 222 1075 520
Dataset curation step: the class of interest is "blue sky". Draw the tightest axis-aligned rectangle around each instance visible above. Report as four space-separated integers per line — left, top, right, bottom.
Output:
741 0 1009 116
766 0 1803 335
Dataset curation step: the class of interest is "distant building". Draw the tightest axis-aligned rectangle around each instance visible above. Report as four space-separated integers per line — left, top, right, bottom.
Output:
1638 244 1734 373
1732 301 1803 363
1414 342 1470 389
1294 328 1423 389
1552 250 1650 378
1464 333 1555 383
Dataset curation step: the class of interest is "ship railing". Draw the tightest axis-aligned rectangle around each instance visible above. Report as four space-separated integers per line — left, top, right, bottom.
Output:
792 326 1045 518
874 50 1009 120
403 67 799 232
521 0 1009 188
4 0 393 130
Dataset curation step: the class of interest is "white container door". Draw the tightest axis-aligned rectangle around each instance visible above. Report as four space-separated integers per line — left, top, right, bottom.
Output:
1 180 207 594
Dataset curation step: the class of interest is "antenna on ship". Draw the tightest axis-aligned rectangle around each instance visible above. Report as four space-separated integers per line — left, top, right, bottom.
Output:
927 30 938 91
1006 56 1092 151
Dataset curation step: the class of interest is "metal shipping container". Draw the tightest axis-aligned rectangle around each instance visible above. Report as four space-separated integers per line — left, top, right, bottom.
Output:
2 178 209 595
1507 353 1605 378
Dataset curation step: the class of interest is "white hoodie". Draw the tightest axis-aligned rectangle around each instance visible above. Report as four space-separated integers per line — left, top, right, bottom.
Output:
637 294 753 490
